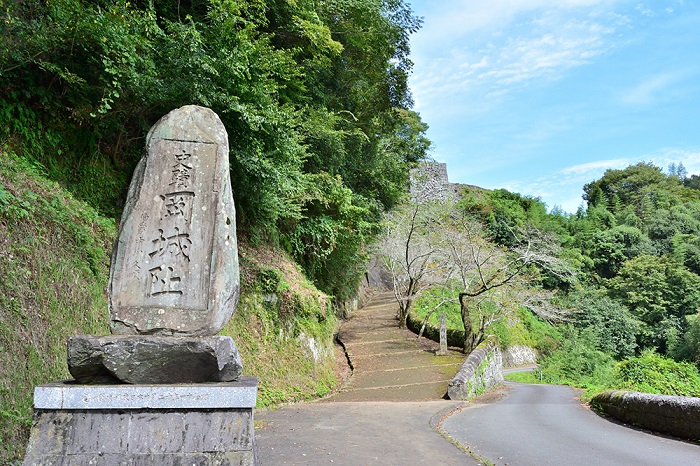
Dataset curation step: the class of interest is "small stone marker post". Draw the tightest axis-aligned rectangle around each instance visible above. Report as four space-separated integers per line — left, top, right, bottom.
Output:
24 106 258 465
437 313 449 356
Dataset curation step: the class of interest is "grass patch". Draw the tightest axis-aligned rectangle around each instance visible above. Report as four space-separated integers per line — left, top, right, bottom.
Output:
413 287 562 356
0 147 115 462
504 371 541 384
224 244 341 408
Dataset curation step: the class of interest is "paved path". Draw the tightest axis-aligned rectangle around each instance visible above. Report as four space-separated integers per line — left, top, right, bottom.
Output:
256 292 478 465
441 382 700 466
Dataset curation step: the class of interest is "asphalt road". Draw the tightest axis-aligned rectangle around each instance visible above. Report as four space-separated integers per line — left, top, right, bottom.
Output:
440 382 700 466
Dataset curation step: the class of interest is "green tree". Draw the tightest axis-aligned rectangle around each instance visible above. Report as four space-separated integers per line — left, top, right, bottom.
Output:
590 225 655 278
610 254 700 353
2 0 430 301
583 162 698 220
537 327 616 389
676 311 700 366
647 203 700 255
566 289 639 359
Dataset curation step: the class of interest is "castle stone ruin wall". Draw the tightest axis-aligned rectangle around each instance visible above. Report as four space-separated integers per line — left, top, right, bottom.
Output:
410 162 456 203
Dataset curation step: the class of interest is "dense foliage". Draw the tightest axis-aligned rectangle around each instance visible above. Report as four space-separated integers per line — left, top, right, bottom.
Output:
0 0 430 300
461 162 700 366
615 350 700 397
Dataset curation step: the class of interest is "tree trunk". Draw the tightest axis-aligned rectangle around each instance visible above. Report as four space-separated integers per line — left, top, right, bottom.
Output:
397 297 412 328
459 293 476 354
397 278 417 328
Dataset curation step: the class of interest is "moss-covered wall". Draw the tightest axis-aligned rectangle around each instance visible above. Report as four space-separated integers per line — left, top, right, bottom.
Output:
447 337 504 400
591 391 700 441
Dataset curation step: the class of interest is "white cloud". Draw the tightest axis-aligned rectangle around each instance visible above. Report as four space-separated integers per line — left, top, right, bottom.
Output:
477 19 612 88
415 0 619 42
620 73 684 105
410 1 625 111
635 3 655 17
560 158 633 175
651 147 700 174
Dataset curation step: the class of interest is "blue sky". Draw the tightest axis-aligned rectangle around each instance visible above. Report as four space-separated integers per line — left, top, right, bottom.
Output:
406 0 700 212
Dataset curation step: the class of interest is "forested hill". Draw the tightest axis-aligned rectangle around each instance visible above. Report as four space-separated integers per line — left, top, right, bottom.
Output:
1 0 431 301
460 162 700 362
383 161 700 412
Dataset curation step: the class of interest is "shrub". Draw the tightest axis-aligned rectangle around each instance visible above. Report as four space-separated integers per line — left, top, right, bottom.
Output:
537 327 616 390
566 289 639 359
615 350 700 397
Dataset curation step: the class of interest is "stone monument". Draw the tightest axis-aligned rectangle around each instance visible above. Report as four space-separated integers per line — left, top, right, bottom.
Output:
67 104 242 385
23 106 258 465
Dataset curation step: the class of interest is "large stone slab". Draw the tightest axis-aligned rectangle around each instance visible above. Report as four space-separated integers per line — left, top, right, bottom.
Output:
33 378 258 409
67 335 243 384
24 380 258 465
108 105 239 336
25 381 258 465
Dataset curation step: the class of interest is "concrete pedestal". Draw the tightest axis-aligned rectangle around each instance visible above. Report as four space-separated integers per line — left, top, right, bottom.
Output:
23 377 258 466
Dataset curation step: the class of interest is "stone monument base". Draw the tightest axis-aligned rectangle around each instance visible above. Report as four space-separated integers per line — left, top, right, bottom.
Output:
67 335 243 384
23 377 258 466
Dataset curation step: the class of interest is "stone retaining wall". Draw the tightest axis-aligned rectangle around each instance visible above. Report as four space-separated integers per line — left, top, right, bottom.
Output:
447 336 504 400
591 390 700 441
335 275 375 319
502 344 538 368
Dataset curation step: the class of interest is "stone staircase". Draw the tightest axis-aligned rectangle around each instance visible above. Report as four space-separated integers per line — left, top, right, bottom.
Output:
326 291 465 402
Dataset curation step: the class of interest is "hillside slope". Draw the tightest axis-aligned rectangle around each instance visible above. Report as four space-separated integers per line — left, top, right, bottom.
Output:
0 146 341 463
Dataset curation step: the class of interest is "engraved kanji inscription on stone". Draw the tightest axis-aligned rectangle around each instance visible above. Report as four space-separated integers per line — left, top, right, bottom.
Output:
170 149 193 188
114 140 216 312
149 227 192 262
161 191 195 220
149 265 183 296
108 105 240 336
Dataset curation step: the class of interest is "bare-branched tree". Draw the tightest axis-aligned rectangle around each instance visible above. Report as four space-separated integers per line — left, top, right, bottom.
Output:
379 200 451 327
380 198 575 350
442 214 575 352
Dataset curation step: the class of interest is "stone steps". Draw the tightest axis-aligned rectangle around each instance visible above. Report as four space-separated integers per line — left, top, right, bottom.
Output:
326 291 465 402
